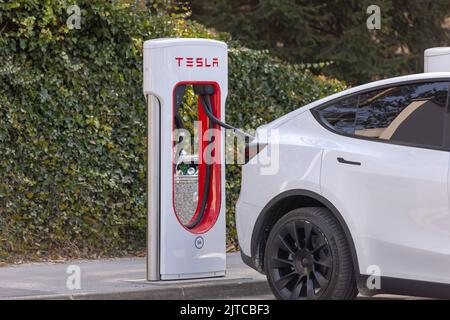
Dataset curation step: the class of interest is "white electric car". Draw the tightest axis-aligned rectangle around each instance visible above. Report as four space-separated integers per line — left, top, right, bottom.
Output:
236 72 450 300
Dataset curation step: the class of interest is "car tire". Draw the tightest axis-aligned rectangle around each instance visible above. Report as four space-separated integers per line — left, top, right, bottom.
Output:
264 207 358 300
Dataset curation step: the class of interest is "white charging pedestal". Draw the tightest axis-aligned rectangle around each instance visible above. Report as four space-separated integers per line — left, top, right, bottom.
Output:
143 39 228 281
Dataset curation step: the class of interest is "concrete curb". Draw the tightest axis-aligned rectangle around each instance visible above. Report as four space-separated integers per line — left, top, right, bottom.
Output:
7 278 271 300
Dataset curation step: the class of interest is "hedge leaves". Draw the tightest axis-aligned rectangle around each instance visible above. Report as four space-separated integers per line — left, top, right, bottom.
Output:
0 0 345 261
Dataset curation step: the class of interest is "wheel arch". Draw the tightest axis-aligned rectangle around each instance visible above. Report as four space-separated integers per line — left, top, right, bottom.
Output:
249 189 360 277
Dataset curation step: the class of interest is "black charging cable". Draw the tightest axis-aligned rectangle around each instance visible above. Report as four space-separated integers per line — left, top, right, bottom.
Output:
185 93 214 229
195 86 253 139
179 84 254 229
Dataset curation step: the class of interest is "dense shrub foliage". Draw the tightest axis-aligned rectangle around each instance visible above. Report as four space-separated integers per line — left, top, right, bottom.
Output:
0 0 345 261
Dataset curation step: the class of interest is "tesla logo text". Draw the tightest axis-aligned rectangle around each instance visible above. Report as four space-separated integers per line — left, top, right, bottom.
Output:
175 57 219 68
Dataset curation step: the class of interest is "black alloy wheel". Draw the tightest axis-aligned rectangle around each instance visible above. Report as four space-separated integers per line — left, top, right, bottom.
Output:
264 207 357 300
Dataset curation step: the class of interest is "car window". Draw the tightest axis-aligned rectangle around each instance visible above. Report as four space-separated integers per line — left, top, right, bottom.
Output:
355 82 449 148
316 96 358 134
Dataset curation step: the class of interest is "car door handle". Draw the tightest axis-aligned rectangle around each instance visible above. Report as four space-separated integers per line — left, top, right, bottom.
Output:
337 157 361 166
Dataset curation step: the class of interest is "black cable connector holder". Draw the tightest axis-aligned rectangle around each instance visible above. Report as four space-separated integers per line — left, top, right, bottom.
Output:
193 84 215 96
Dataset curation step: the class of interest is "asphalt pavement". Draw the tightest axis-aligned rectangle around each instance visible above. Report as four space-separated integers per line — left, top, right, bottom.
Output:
0 252 427 300
0 252 270 300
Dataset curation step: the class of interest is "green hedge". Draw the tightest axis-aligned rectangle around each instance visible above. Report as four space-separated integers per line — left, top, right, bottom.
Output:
0 0 345 261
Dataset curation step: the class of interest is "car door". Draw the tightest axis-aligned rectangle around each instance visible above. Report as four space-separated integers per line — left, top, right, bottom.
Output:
317 81 450 284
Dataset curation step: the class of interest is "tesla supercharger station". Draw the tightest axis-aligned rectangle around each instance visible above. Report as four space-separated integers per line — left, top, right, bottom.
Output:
143 38 227 280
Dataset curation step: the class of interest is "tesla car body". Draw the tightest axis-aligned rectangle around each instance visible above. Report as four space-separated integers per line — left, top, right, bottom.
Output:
236 72 450 300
